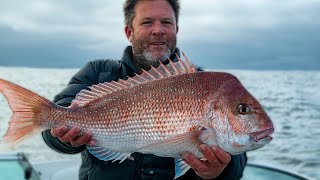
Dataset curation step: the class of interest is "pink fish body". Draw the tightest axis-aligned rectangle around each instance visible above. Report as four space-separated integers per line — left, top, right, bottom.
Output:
0 54 273 178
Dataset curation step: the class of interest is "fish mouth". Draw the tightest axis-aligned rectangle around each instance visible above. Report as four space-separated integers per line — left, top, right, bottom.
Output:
250 128 274 142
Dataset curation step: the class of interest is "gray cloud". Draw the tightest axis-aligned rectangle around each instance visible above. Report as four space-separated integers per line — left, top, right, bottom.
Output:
0 0 319 70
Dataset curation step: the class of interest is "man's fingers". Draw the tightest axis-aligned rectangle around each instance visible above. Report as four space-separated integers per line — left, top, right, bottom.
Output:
182 152 208 172
182 145 231 179
213 147 231 165
70 132 94 147
200 144 222 166
51 126 95 147
51 126 69 137
87 140 96 146
59 126 81 142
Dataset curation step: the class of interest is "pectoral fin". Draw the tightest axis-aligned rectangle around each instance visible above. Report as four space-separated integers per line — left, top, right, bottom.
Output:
137 131 203 157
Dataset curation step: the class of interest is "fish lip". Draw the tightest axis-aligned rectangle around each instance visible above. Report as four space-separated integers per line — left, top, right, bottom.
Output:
250 128 274 142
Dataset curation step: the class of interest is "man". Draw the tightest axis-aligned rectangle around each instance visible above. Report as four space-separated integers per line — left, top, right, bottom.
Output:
42 0 247 179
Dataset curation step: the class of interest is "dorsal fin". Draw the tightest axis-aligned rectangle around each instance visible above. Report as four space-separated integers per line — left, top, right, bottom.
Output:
70 53 197 108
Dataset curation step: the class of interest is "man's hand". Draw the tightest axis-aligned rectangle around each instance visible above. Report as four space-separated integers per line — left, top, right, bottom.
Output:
182 144 231 179
51 126 96 147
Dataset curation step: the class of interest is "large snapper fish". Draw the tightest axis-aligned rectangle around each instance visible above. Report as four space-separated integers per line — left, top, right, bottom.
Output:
0 54 274 178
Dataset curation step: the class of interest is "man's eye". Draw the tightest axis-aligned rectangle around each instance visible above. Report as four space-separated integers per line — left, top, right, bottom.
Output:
142 21 152 25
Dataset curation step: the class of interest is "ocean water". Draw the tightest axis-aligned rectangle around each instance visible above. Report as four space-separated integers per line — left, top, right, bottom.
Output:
0 66 319 179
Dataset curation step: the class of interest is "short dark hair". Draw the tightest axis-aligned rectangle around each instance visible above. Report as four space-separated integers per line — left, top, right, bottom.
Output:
123 0 180 27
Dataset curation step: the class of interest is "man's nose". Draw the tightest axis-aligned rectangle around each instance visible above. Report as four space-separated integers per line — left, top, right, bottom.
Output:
152 22 165 35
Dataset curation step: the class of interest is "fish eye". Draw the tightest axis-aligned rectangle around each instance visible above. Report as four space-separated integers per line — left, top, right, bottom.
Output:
238 103 251 114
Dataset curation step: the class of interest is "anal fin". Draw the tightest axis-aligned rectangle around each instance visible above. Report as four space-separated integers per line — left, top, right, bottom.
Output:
87 146 131 163
174 158 191 179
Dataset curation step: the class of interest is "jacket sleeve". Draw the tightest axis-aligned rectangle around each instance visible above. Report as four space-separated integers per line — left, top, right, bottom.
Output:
214 153 247 179
41 62 99 154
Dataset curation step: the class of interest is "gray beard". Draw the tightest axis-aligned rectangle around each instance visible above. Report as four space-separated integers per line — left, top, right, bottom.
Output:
134 48 172 70
143 48 171 64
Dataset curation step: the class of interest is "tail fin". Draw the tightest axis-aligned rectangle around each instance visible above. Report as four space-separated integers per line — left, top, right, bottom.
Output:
0 79 52 149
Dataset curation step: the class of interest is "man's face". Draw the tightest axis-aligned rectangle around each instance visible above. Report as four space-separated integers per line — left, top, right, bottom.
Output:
125 0 178 64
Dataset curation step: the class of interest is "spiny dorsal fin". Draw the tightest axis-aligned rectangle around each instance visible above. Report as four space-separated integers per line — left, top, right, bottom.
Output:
70 53 197 108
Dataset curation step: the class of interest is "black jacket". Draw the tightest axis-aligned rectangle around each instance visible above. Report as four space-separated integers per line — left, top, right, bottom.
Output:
42 46 247 180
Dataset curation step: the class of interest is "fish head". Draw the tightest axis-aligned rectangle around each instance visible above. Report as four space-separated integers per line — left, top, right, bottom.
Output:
207 74 274 154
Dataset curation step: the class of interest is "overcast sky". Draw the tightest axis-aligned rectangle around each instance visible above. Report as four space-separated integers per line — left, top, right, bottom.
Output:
0 0 319 70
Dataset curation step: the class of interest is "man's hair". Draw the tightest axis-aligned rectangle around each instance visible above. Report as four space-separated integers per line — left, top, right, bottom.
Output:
123 0 180 28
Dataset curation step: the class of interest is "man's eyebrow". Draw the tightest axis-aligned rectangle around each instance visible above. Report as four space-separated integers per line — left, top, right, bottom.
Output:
141 17 152 21
141 17 174 21
162 17 174 21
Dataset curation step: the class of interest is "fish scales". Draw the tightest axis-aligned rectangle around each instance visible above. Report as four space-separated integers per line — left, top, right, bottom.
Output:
0 55 274 178
40 73 212 151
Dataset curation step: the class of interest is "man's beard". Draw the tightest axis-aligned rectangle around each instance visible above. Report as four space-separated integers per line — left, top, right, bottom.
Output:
142 48 171 65
131 35 176 69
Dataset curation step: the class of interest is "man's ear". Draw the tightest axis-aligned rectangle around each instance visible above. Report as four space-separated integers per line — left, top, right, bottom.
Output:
125 25 133 42
176 25 179 34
